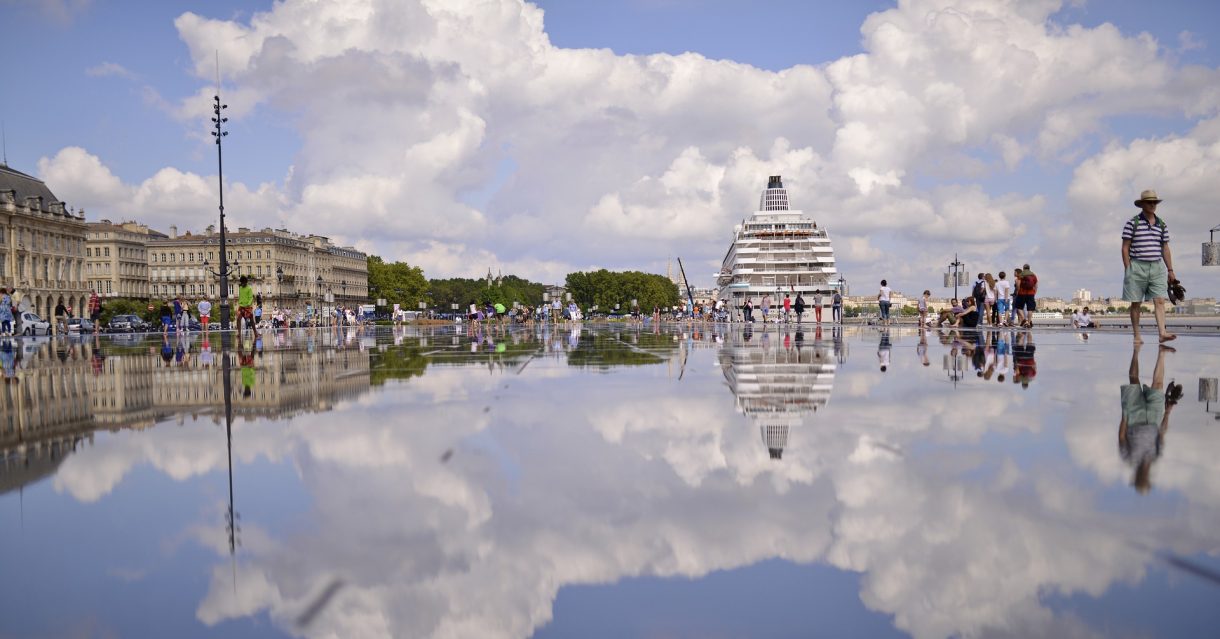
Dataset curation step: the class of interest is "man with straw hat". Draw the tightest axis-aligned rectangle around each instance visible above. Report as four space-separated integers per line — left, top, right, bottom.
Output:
1121 189 1176 344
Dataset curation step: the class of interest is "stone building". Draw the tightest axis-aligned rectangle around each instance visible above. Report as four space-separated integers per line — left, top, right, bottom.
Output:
145 225 368 309
86 220 166 299
0 164 89 319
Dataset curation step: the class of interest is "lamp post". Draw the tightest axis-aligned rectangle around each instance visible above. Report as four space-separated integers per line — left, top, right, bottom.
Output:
313 275 322 327
945 254 966 301
211 94 233 331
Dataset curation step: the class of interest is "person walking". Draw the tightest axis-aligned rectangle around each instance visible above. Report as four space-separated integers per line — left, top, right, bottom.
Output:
54 299 68 335
813 290 823 324
743 297 755 323
877 280 892 326
794 292 806 324
984 273 998 326
88 291 101 332
1122 189 1176 344
782 293 792 323
918 290 931 327
237 276 258 337
832 290 843 323
761 294 771 323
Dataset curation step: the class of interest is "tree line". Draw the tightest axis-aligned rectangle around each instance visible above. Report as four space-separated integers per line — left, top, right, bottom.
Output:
367 257 681 312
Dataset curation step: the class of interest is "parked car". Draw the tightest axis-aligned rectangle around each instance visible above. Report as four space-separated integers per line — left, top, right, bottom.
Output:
108 314 145 333
67 318 95 333
18 312 52 336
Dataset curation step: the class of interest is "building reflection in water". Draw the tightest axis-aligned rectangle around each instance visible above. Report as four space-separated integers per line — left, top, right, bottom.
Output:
0 333 372 496
720 327 836 460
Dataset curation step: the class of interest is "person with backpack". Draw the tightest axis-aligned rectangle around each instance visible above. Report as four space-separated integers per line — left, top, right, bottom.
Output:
1014 264 1038 328
1122 189 1176 344
832 290 843 323
793 293 806 324
972 273 987 323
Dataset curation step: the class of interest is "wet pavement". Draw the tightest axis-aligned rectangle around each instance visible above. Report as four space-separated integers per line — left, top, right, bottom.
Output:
1 324 1219 638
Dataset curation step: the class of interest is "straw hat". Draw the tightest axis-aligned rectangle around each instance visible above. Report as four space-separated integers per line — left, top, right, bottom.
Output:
1134 189 1162 206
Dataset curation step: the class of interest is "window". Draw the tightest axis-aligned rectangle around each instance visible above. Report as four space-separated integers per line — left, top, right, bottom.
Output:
104 247 110 257
86 247 92 257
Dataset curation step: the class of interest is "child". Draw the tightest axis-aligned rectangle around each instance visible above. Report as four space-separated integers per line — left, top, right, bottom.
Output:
919 290 931 327
237 276 257 337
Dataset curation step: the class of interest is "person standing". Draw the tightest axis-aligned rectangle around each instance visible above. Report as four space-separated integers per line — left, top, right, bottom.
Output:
832 290 843 323
172 296 183 333
1014 264 1038 328
1122 189 1176 344
918 290 931 327
877 280 892 326
198 299 212 332
760 294 771 323
237 276 258 337
984 273 997 326
743 297 754 323
782 293 792 323
813 290 823 324
0 289 12 337
794 293 805 324
995 272 1012 327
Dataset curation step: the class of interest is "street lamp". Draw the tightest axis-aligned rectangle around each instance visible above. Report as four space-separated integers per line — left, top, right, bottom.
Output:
315 275 323 327
210 93 234 331
944 254 967 301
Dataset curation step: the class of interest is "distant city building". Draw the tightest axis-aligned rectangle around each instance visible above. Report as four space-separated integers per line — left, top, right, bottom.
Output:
146 225 368 307
0 164 89 319
86 220 166 298
1074 288 1093 302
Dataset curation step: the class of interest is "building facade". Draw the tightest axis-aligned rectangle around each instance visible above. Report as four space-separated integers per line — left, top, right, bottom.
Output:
86 220 166 299
146 226 368 308
0 164 89 320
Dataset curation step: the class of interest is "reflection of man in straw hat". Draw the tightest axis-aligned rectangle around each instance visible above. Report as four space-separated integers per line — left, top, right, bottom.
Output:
1121 189 1176 344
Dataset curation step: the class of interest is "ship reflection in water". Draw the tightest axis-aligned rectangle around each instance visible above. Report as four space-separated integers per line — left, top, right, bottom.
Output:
2 325 1220 639
720 325 836 460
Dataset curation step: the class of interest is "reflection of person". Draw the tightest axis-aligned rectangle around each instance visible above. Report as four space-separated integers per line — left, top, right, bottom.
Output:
1118 345 1180 494
240 339 257 398
877 328 891 372
1012 330 1036 388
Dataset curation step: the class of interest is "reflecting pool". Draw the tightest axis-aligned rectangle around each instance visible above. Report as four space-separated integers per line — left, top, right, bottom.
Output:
2 324 1219 638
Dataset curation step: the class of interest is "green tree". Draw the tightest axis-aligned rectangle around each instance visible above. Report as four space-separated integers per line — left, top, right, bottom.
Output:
367 256 428 309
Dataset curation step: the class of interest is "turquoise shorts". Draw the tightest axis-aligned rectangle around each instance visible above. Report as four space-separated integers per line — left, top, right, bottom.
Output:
1121 384 1165 427
1122 260 1167 302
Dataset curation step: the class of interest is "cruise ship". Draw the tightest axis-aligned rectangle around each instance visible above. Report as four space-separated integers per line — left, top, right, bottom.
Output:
716 176 838 318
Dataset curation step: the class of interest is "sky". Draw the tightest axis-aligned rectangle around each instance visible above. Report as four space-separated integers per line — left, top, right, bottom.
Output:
2 0 1219 299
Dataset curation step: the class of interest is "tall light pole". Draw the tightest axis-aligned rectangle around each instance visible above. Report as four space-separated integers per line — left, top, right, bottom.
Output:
211 94 233 331
946 254 965 301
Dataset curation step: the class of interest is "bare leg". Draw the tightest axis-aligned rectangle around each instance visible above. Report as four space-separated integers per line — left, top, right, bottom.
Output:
1151 344 1167 390
1129 344 1140 384
1130 302 1142 344
1154 298 1175 342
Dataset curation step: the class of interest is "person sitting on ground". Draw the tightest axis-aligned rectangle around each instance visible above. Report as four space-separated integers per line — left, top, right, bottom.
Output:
956 297 980 328
937 299 964 327
1072 307 1095 329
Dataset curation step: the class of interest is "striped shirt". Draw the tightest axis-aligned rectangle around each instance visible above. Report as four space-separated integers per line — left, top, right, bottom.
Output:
1122 215 1169 261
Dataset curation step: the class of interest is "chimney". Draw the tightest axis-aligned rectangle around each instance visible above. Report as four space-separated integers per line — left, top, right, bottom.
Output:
169 224 178 238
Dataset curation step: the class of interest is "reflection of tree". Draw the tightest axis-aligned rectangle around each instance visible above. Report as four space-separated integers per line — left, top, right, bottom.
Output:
566 330 677 369
368 345 429 386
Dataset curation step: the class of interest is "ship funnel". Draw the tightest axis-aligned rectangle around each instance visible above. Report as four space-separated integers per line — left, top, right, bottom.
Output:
760 176 790 211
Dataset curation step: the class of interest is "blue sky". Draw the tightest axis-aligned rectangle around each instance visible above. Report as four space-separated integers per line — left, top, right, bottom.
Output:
2 0 1219 298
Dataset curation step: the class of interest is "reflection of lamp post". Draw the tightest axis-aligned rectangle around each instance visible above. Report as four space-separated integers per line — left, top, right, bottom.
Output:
1201 378 1220 420
944 352 965 388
